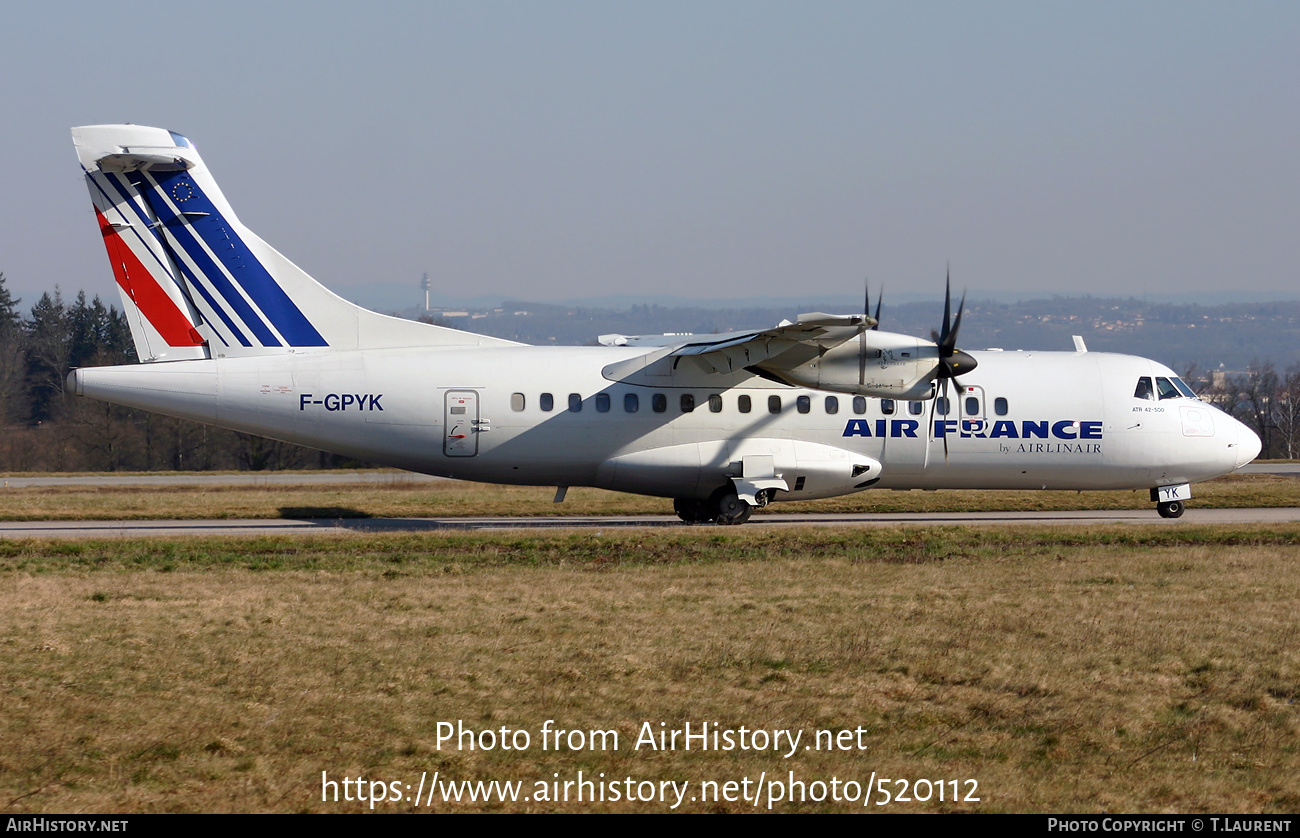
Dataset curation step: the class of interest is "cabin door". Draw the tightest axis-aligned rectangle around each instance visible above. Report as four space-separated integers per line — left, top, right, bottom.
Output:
443 390 481 457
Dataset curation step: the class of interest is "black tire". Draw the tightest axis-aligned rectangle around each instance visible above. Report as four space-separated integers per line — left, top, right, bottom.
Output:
708 488 753 525
673 498 711 524
1157 500 1185 519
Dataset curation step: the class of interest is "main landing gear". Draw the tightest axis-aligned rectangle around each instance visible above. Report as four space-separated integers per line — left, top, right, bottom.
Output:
673 487 754 525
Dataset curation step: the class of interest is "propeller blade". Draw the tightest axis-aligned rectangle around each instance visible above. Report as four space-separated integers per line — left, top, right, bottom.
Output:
925 385 937 470
939 270 952 347
858 334 866 386
942 378 951 462
931 272 978 380
859 277 869 386
872 285 883 329
946 290 967 352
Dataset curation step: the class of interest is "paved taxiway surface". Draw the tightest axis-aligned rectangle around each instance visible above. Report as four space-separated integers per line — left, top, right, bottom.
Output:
2 507 1298 538
2 464 1293 537
0 470 447 488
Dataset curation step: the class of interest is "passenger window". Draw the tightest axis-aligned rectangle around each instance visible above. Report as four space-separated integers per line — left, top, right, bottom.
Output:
965 396 980 415
652 393 667 413
596 393 610 412
568 393 582 412
1156 377 1180 400
852 396 866 415
709 394 723 413
738 395 752 413
825 396 839 415
624 393 639 412
1134 377 1154 401
681 394 695 413
881 399 895 415
797 395 811 414
768 395 782 414
511 393 525 412
994 397 1008 416
908 401 924 416
936 397 949 416
540 393 554 412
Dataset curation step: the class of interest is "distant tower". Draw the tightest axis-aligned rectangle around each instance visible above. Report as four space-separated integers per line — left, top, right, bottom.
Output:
421 272 431 311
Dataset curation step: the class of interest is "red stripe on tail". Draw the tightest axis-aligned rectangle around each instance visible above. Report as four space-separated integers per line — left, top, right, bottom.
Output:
96 209 205 347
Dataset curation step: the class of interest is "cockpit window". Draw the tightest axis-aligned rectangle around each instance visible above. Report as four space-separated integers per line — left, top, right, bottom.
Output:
1136 375 1197 401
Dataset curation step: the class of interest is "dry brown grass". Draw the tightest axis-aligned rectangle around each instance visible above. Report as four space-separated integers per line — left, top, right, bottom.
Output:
1 526 1297 812
0 471 1295 521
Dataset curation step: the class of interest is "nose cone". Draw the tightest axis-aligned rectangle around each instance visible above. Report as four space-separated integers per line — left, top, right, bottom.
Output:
1235 420 1262 469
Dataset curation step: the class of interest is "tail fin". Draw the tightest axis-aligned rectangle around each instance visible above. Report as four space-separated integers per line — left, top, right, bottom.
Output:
73 125 512 361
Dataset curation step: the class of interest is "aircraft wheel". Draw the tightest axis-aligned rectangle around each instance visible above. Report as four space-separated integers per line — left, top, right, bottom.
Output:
709 489 753 525
1157 500 1185 519
673 498 711 524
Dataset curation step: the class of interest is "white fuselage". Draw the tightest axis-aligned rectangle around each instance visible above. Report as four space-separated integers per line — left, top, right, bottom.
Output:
71 344 1259 503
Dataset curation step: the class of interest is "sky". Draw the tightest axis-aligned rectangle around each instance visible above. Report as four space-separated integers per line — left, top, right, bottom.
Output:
2 1 1297 312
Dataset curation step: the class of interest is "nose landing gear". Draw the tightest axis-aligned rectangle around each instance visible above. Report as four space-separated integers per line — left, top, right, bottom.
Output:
1156 500 1185 519
1151 484 1190 519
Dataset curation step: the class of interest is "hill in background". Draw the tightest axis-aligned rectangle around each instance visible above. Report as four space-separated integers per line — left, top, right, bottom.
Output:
398 295 1293 373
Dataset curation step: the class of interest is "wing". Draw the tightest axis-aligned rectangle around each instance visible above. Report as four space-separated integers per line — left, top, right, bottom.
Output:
600 312 873 374
601 312 945 399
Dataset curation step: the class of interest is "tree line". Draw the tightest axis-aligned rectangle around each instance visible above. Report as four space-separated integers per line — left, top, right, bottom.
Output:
1189 362 1300 460
0 272 1296 472
0 273 349 472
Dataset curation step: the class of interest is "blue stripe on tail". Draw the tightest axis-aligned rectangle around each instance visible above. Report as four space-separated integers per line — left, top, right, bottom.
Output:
143 170 328 348
92 171 249 348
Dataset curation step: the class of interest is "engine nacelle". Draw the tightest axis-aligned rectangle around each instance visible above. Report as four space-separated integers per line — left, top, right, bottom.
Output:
755 330 939 399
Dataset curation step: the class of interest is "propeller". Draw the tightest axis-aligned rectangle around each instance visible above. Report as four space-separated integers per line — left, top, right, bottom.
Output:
927 271 978 461
858 279 884 386
930 270 977 381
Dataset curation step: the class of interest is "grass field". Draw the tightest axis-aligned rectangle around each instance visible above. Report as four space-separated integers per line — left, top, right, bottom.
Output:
0 471 1297 521
2 524 1297 812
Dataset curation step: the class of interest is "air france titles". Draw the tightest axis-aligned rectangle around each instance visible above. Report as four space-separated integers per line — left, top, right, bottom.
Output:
843 418 1103 453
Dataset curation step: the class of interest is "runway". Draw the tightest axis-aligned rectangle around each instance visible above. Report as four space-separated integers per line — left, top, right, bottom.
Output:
2 507 1298 538
1 465 1294 537
0 470 447 488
